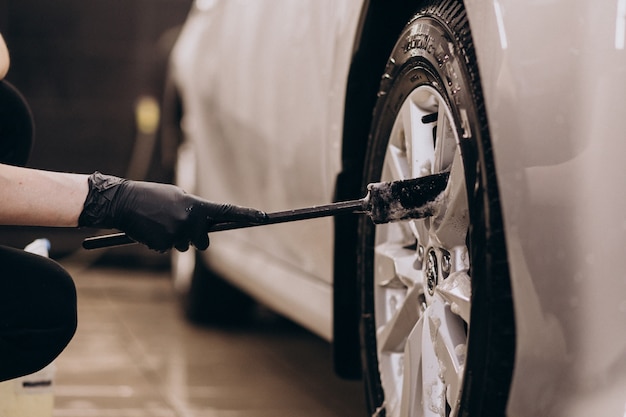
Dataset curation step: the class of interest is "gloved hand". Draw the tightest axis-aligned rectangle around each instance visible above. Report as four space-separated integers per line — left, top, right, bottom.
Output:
78 172 266 252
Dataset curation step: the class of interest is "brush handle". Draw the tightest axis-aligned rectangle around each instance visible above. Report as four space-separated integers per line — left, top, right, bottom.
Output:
82 172 450 250
82 198 366 250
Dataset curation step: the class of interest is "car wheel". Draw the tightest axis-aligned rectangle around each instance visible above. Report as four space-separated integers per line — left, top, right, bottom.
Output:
171 141 254 325
358 1 515 416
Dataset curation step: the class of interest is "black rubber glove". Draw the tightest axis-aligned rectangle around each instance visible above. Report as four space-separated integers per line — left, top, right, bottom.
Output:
78 172 266 252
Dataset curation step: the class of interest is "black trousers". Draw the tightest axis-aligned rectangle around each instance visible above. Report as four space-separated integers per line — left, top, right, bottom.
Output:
0 245 77 382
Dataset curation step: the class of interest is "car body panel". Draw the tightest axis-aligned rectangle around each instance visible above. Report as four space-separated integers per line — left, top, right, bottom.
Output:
170 0 363 339
466 1 626 415
170 0 626 414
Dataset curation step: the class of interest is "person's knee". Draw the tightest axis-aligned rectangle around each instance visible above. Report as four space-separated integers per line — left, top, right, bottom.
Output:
0 246 77 380
35 259 78 357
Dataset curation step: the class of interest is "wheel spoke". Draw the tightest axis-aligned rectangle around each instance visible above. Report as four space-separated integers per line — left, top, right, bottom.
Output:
374 241 421 288
437 270 471 324
375 241 423 354
419 297 467 415
433 296 467 408
433 102 456 173
399 315 424 417
385 143 410 181
377 283 422 353
421 303 446 416
431 150 469 248
402 97 436 178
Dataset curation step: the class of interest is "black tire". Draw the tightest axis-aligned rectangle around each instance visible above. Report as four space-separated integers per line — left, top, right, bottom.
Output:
357 1 515 416
175 250 255 326
190 267 255 326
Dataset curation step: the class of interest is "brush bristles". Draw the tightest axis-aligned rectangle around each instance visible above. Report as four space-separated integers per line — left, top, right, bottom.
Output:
366 172 449 224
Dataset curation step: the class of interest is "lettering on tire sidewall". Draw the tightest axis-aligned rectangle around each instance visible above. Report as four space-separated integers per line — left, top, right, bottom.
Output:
389 16 475 141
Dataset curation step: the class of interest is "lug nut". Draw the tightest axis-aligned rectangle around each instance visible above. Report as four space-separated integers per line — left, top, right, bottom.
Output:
441 252 451 277
426 249 438 296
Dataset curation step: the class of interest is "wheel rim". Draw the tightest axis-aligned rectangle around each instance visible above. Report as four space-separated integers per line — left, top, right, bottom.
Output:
374 85 470 417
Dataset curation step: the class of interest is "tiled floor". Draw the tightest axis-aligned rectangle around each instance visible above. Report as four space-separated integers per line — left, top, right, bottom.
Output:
51 261 365 417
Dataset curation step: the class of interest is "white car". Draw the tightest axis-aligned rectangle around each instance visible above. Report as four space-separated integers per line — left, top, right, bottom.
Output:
164 0 626 416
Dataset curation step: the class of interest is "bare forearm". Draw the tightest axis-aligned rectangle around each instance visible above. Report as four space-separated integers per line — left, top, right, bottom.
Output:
0 164 88 227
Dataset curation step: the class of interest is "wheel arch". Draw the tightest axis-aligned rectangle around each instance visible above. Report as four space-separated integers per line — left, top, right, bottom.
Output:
332 0 429 379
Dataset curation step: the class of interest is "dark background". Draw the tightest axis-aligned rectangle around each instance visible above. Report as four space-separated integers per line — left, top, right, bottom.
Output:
0 0 192 256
